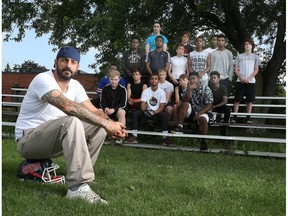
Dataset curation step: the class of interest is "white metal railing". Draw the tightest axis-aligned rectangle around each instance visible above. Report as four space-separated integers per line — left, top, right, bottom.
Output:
126 130 286 144
228 96 285 100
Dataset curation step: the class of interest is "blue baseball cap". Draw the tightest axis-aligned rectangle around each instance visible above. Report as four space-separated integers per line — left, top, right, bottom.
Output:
56 46 80 63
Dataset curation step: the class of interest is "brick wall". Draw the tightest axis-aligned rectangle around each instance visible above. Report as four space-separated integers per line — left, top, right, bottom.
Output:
2 72 99 99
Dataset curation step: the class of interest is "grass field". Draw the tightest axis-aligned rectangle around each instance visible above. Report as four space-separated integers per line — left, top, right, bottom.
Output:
2 138 285 216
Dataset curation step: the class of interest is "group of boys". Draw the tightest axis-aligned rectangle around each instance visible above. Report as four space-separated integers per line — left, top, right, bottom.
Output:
96 23 260 150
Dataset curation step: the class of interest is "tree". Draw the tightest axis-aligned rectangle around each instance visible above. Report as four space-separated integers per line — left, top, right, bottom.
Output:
19 60 47 73
2 0 285 99
9 60 47 73
3 63 11 72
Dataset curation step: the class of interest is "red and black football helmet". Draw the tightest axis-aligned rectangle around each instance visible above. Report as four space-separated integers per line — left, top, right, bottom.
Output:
17 159 65 184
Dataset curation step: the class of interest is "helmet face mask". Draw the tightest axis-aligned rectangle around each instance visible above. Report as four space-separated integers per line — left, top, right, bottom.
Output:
18 159 65 184
42 163 65 184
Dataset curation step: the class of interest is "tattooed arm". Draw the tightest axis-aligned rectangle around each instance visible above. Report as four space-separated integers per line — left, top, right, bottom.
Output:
42 90 127 138
80 99 108 119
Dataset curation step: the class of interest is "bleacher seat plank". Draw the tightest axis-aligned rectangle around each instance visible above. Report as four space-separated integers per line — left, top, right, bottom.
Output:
227 103 286 108
2 94 25 98
211 123 286 130
2 102 22 107
126 130 286 144
2 122 16 126
230 112 286 119
228 96 285 100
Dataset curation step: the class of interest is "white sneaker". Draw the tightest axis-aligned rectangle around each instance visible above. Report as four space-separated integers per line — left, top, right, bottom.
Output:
66 183 108 205
115 139 123 144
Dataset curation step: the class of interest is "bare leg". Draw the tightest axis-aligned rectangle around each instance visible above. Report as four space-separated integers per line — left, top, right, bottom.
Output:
165 106 174 121
117 109 126 126
177 102 189 124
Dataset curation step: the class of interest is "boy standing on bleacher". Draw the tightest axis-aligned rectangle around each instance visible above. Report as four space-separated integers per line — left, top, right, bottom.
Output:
231 38 261 124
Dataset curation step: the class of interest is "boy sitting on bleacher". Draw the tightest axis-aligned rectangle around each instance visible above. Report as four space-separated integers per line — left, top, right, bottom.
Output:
125 74 173 146
209 71 231 135
172 72 213 150
126 69 147 111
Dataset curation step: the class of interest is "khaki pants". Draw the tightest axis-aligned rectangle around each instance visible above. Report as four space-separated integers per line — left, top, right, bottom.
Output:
17 116 107 188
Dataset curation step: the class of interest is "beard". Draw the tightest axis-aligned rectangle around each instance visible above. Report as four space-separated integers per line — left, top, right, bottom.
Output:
56 67 76 80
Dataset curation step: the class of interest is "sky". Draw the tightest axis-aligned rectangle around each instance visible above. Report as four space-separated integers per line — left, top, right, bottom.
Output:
2 30 98 74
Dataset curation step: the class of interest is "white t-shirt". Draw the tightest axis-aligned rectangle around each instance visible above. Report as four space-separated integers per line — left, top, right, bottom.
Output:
189 50 210 80
170 55 188 79
141 87 166 111
210 49 234 81
234 53 261 83
15 71 89 140
158 80 174 103
158 80 174 94
205 47 217 54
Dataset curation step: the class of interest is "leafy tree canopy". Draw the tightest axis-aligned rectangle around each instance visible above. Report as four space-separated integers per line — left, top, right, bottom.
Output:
2 0 286 96
4 60 48 73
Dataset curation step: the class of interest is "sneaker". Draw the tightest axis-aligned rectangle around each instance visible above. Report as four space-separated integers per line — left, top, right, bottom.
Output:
115 139 123 144
246 120 253 124
162 137 176 147
66 183 108 205
200 140 208 151
172 126 183 134
124 135 138 144
230 119 236 123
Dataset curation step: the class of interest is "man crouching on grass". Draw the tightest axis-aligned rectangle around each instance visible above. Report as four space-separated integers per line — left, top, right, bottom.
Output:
15 45 127 204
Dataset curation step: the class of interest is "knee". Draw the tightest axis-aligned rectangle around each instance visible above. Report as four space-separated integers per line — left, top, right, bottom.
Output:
117 109 126 117
180 102 189 109
97 127 107 139
165 106 173 113
198 117 208 126
63 116 83 129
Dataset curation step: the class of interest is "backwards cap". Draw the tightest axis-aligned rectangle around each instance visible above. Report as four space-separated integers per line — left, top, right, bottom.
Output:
56 46 80 63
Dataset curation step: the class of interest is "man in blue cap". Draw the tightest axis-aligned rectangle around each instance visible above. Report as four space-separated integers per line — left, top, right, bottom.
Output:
15 45 127 204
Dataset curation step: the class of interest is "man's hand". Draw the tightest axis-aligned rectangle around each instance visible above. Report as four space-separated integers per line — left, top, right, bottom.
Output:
193 113 202 121
144 110 155 117
104 121 127 138
188 83 197 91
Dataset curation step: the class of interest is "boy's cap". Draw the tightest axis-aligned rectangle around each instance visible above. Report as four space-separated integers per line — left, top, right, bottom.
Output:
56 46 80 63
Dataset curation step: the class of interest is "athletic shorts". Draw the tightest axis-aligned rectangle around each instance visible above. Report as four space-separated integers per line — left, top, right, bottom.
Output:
235 82 256 103
166 101 175 107
186 103 213 123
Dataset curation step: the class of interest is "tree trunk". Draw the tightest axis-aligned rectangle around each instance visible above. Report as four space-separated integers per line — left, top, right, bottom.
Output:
261 13 286 115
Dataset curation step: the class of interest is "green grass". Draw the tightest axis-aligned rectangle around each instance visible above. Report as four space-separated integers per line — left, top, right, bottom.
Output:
2 139 285 216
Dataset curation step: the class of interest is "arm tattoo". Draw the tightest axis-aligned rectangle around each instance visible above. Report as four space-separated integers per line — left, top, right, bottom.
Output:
42 90 105 126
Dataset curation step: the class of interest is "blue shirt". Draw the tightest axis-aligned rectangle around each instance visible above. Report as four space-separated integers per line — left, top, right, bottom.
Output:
146 34 168 51
96 76 126 94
